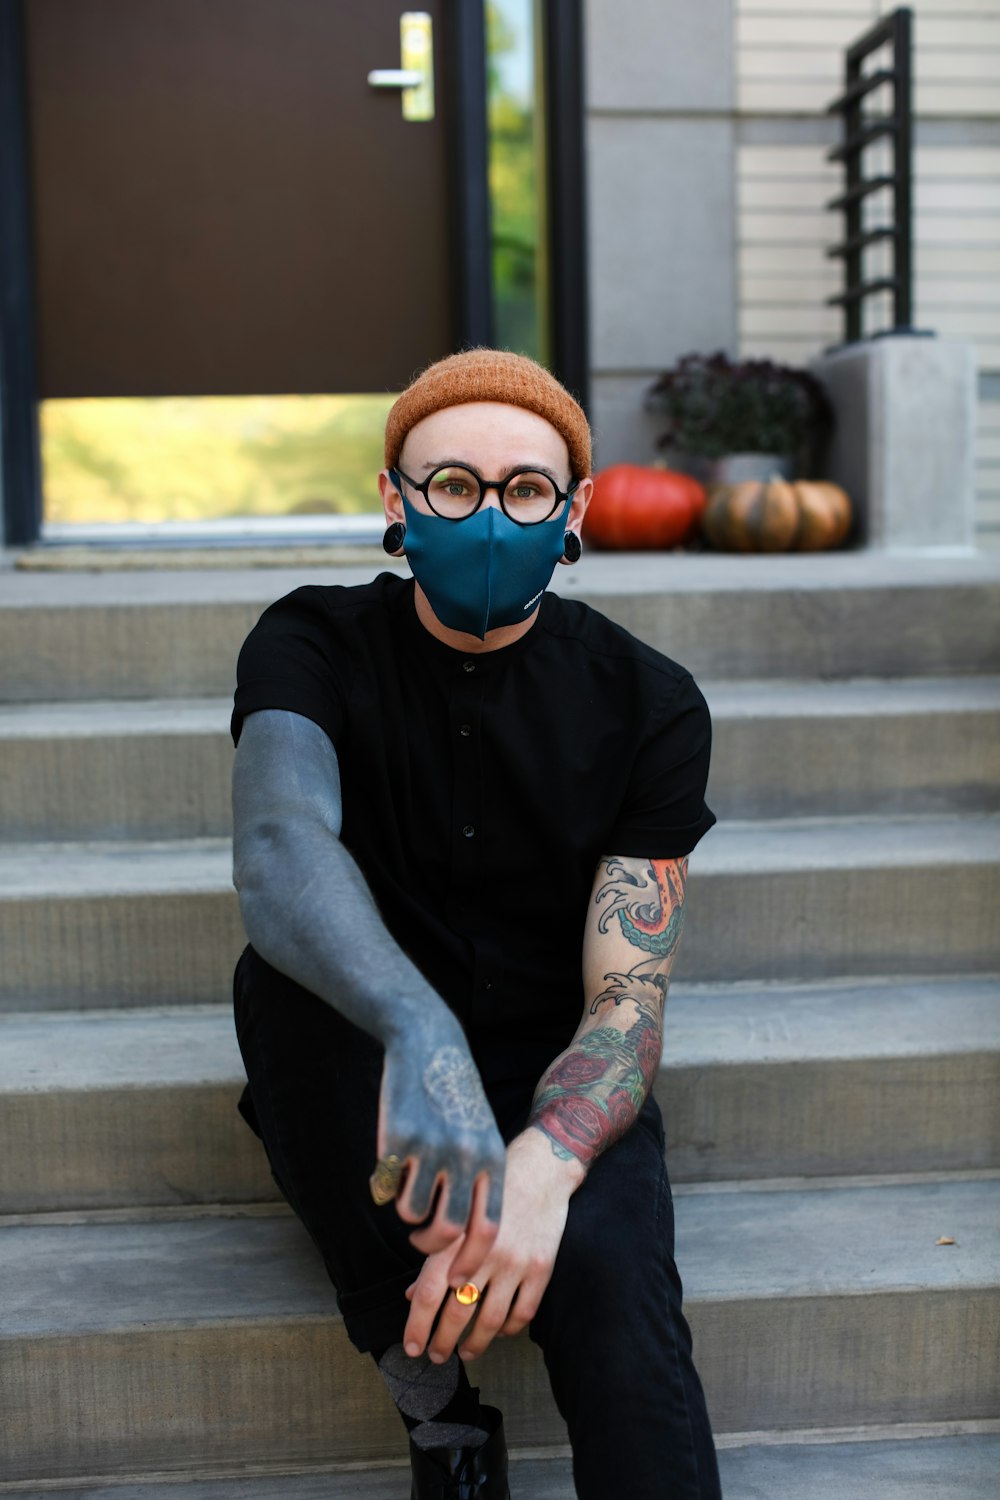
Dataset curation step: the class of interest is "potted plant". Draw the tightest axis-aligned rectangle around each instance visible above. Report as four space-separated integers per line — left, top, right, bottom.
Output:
645 351 833 484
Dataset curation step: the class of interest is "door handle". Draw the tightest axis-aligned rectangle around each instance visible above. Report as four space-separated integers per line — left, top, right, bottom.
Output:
367 70 423 88
367 12 434 122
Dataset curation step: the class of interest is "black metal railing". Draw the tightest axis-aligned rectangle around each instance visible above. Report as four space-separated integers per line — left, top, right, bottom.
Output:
825 6 914 345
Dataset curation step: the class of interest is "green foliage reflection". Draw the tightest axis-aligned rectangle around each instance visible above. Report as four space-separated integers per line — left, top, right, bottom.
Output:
41 394 393 525
486 0 548 363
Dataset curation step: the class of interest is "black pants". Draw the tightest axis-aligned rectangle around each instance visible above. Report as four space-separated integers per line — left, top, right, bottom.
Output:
233 945 722 1500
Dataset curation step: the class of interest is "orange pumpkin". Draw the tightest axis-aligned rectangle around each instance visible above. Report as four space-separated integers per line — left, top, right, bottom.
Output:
585 464 705 550
702 475 852 553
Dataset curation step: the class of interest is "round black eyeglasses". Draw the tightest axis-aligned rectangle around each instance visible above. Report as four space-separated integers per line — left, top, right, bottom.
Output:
390 463 577 525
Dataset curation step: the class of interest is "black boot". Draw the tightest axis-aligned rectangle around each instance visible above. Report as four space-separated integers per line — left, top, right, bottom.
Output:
409 1405 510 1498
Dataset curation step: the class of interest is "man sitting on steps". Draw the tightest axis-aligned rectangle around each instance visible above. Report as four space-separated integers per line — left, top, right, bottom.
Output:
230 348 722 1499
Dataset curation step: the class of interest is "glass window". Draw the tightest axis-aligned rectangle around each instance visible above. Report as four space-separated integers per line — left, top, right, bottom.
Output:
486 0 550 364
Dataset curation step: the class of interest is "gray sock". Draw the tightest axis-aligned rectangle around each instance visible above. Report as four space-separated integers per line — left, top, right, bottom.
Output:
409 1419 490 1452
377 1343 489 1450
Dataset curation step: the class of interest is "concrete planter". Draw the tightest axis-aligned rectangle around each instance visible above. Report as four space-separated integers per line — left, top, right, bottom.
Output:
663 450 795 486
809 335 976 551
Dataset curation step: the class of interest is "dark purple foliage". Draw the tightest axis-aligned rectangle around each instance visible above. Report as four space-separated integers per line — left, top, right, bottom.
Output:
646 351 833 460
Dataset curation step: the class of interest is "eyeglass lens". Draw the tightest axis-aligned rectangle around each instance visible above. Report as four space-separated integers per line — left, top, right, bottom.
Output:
425 465 560 523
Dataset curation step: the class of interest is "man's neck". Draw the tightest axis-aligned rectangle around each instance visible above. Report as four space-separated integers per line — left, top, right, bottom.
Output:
413 584 539 654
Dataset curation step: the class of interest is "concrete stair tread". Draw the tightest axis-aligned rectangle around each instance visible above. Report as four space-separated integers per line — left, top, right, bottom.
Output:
16 1433 1000 1499
1 977 996 1093
4 549 1000 607
717 1431 1000 1498
664 976 1000 1062
703 673 1000 717
675 1175 1000 1299
3 1177 997 1339
0 697 231 735
0 1003 244 1090
4 813 999 898
2 837 231 898
697 813 1000 871
3 673 1000 734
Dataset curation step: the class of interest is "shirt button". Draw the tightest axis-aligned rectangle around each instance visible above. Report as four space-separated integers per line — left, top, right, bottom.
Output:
462 824 475 838
463 660 476 674
459 724 472 738
482 979 493 992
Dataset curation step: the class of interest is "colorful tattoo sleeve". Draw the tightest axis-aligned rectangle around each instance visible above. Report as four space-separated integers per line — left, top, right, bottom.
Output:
528 855 688 1168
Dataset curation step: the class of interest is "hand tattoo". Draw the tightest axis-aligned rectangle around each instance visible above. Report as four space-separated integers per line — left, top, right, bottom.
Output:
423 1046 494 1131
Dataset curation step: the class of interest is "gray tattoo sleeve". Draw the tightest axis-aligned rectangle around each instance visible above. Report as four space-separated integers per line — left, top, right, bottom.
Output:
232 708 504 1224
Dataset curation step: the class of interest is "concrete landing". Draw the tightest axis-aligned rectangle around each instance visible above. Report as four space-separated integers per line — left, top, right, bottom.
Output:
12 1433 1000 1499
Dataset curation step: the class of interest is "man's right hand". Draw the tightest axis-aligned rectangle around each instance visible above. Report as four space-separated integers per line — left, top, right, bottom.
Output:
376 1037 505 1264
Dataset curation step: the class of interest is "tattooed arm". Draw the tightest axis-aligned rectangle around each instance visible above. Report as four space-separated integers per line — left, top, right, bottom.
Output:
527 854 688 1172
233 709 505 1264
401 852 688 1363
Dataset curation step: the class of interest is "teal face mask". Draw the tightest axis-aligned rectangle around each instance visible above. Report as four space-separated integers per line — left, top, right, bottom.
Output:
400 493 573 640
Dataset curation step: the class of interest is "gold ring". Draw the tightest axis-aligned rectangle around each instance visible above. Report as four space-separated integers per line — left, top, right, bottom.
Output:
454 1283 480 1306
369 1154 404 1206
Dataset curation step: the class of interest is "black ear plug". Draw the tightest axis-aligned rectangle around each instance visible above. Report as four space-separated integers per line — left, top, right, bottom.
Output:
383 522 407 556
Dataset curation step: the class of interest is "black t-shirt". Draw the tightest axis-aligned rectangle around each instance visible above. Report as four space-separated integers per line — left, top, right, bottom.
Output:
232 572 716 1087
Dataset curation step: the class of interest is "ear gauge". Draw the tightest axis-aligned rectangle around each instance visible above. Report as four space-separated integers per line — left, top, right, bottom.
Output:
382 521 407 556
561 531 582 564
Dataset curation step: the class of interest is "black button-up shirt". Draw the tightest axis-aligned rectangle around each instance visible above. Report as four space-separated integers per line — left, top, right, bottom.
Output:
233 573 715 1088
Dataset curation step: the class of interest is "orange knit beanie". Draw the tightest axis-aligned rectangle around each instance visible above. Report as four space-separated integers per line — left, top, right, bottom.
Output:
384 348 592 478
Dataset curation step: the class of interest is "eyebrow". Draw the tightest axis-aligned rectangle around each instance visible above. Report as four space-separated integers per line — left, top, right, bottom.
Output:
419 458 563 483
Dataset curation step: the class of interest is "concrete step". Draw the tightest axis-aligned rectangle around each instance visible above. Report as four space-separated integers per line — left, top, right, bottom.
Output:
705 674 1000 820
3 676 998 840
0 837 241 1009
1 979 997 1212
716 1432 1000 1500
2 552 999 702
0 699 232 840
686 813 1000 984
11 1432 1000 1499
2 816 997 1008
2 1177 997 1481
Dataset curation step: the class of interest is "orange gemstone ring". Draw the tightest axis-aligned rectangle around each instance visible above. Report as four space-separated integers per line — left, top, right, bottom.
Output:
454 1283 481 1306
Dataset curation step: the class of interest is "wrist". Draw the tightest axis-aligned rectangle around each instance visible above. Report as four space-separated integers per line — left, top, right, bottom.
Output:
383 1000 467 1056
512 1124 587 1196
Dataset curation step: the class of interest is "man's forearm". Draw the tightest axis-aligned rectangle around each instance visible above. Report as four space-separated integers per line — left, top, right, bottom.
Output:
527 854 687 1175
526 983 663 1170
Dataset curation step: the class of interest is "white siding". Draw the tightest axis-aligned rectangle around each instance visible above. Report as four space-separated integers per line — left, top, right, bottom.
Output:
738 144 1000 365
737 0 1000 119
735 1 1000 546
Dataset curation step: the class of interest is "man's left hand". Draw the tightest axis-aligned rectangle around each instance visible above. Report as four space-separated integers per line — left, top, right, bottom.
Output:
402 1128 582 1363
